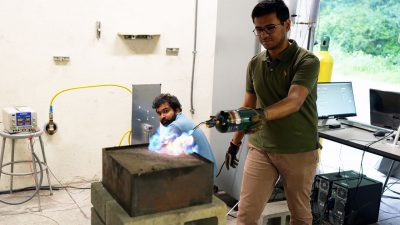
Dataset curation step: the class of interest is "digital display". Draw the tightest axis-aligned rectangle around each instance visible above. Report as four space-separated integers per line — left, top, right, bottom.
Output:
16 112 32 126
317 82 357 119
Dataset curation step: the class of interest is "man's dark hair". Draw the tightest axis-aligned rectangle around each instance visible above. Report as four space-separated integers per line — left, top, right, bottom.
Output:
251 0 289 23
152 93 182 112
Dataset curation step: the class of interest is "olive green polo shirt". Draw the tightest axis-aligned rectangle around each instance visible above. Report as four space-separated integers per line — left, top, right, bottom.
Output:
246 40 320 153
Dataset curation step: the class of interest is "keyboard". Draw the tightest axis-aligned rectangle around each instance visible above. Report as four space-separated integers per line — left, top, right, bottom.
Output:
337 119 392 133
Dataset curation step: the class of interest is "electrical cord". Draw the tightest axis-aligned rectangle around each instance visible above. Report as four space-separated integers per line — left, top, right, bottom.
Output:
388 178 400 185
354 131 393 188
0 185 90 195
0 152 43 205
346 130 394 144
191 120 224 178
49 84 132 107
385 186 400 196
382 195 400 200
215 161 225 178
47 84 132 138
378 215 400 223
380 208 400 215
118 129 132 146
193 121 206 131
47 168 89 219
27 213 60 225
354 150 365 198
383 178 400 194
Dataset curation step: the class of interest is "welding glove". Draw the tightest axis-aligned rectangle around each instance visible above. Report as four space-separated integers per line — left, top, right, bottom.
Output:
225 141 241 170
243 108 266 134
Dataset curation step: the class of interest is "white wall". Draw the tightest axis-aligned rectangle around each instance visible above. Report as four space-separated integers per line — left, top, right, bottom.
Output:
210 0 259 199
0 0 218 189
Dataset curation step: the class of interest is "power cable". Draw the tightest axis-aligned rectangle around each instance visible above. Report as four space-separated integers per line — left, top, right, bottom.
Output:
216 161 225 178
47 168 89 219
119 129 132 146
377 215 400 223
0 152 43 205
46 83 132 138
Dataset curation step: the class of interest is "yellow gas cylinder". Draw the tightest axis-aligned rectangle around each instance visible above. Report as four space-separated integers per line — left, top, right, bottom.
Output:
316 36 334 163
317 36 333 83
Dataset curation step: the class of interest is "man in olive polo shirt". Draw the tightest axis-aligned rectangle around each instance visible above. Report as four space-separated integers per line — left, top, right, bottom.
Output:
225 1 320 225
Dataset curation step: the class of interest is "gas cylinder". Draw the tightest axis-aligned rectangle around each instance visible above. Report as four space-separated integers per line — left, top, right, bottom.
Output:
204 108 263 133
317 36 334 82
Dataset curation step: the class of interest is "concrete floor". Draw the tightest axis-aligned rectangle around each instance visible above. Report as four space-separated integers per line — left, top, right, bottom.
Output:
0 177 399 225
0 178 398 225
0 183 238 225
0 139 400 225
0 183 92 225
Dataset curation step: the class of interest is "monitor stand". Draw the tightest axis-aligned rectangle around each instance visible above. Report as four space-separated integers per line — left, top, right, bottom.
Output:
392 125 400 146
318 118 340 128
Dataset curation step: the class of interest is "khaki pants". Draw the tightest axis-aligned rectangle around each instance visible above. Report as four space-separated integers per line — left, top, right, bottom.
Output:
237 147 318 225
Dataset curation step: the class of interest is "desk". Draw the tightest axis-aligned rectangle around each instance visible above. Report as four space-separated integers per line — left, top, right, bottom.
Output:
318 124 400 193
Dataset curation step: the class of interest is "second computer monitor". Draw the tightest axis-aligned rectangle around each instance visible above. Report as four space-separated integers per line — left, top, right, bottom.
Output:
370 89 400 130
317 82 357 119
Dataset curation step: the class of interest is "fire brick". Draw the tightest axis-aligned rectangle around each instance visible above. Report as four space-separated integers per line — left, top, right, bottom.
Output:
102 145 213 217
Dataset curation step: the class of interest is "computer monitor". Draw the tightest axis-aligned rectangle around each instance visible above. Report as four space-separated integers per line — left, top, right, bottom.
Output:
317 82 357 119
370 89 400 130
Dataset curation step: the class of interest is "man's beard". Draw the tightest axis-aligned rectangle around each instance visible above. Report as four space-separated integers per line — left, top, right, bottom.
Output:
161 113 177 126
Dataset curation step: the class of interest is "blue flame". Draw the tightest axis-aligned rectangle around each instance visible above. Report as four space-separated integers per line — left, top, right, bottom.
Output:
149 126 198 156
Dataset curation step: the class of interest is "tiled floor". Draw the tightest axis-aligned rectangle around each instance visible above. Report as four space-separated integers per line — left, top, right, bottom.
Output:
0 176 399 225
0 139 400 225
0 183 92 225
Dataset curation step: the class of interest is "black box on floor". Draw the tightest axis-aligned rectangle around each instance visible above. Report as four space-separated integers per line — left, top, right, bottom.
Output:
312 170 364 218
330 177 382 225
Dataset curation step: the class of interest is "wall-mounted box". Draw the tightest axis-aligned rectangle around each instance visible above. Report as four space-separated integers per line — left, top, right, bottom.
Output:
118 33 160 40
53 56 70 63
166 48 179 56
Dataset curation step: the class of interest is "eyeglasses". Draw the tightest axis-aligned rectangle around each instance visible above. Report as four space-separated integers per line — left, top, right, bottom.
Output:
253 24 282 36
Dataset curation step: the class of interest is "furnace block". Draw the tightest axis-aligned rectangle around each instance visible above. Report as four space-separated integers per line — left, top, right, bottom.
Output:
102 145 213 217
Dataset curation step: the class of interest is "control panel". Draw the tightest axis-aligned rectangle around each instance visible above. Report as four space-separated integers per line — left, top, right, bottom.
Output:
2 106 38 133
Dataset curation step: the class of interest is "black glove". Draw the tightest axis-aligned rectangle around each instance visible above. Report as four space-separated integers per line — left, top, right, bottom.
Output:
225 141 241 170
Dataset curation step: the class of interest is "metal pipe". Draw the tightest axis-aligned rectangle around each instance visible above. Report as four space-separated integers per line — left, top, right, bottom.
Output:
190 0 199 114
307 0 320 51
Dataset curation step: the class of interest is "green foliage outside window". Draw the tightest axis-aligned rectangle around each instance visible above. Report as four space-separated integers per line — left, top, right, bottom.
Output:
315 0 400 82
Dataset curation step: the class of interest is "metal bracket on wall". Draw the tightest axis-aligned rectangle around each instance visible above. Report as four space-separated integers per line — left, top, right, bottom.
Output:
53 56 70 63
118 33 160 40
166 48 179 56
96 21 101 39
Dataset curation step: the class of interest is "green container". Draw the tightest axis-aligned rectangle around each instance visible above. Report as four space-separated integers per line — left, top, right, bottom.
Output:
207 108 262 133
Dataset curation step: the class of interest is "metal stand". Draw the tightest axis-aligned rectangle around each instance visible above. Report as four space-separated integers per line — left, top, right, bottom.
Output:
383 125 400 194
392 125 400 146
382 160 396 195
0 129 53 210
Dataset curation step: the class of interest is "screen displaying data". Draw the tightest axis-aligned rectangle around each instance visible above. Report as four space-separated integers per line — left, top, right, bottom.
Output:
317 82 357 119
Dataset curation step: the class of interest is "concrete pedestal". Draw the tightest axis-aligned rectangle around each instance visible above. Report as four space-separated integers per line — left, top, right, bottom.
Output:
91 182 226 225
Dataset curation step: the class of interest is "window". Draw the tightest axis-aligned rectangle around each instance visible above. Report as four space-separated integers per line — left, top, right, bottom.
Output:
315 0 400 123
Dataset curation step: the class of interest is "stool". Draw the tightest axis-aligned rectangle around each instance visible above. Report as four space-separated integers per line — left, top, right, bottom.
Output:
0 129 52 210
261 201 290 225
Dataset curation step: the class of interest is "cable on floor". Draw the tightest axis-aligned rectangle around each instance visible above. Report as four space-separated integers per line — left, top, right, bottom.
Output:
0 152 43 205
47 168 89 219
